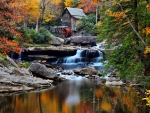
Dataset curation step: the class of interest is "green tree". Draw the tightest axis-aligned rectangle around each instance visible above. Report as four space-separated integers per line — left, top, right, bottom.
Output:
76 13 97 35
98 0 150 83
72 0 79 7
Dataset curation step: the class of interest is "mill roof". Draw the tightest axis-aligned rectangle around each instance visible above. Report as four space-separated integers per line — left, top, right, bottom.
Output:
62 7 86 19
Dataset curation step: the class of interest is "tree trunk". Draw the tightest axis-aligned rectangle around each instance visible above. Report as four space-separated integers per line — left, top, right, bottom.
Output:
35 18 39 31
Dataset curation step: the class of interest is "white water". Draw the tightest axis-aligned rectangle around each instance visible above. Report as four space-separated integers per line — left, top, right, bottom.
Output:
52 48 104 70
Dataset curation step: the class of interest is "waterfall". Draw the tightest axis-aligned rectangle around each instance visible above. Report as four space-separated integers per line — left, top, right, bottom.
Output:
52 48 104 70
17 49 22 61
54 49 103 64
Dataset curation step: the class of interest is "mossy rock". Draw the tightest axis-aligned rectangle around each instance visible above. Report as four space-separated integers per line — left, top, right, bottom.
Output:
0 57 9 67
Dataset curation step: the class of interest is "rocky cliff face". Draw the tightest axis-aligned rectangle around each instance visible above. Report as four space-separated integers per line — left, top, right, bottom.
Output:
12 46 77 62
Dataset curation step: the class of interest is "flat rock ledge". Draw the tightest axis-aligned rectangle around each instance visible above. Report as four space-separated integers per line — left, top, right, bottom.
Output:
0 66 53 94
27 46 76 51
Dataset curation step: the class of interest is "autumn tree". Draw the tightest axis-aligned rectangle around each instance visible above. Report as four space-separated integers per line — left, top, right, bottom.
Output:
0 0 22 55
98 0 150 82
39 0 50 26
19 0 40 28
64 0 73 7
38 0 64 25
78 0 96 13
48 0 64 21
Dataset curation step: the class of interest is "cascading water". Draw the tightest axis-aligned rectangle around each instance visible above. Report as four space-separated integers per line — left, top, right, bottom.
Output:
53 48 103 70
17 49 22 61
11 49 22 61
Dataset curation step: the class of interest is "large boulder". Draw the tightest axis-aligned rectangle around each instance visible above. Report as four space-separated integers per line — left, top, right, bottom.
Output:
29 63 57 79
0 66 53 92
73 66 101 76
65 36 96 46
50 34 64 46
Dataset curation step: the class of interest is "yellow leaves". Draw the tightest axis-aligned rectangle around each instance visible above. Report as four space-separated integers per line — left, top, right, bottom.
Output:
143 46 150 58
105 9 126 22
22 0 40 19
97 21 102 27
111 12 126 22
101 101 112 111
51 0 62 5
142 90 150 107
146 4 150 10
145 90 150 95
64 0 73 7
143 27 150 36
43 14 55 23
92 0 101 4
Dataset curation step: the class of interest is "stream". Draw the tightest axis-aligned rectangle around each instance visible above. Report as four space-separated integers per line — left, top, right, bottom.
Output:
51 48 103 70
0 78 148 113
1 45 149 113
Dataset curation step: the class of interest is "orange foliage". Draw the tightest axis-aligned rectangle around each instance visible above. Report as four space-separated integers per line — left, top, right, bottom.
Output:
92 0 101 4
78 0 96 13
143 27 150 35
0 0 22 55
114 12 126 21
106 10 126 22
0 38 20 55
146 4 150 10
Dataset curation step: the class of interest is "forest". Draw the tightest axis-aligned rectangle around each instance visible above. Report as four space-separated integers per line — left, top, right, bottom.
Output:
1 0 150 107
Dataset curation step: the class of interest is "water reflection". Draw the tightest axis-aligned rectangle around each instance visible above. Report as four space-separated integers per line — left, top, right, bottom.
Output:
0 78 148 113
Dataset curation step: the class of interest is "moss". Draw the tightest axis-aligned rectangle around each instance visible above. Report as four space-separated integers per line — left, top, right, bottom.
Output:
0 56 9 67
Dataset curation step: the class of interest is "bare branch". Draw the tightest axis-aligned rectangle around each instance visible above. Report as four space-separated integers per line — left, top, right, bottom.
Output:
118 3 146 47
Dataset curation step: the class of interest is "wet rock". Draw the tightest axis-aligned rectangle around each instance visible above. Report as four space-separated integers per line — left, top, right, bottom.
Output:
105 80 125 86
94 78 106 85
50 35 64 46
29 63 57 79
105 73 125 86
0 69 52 88
65 36 96 46
12 68 31 76
61 70 73 75
73 66 101 76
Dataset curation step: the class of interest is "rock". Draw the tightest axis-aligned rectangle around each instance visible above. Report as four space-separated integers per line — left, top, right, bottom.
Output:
105 80 125 86
95 78 106 85
13 68 26 76
0 72 52 86
73 66 101 76
22 46 76 61
50 34 64 46
64 36 96 46
61 70 73 75
29 63 57 79
64 38 71 44
0 66 53 92
6 56 19 68
107 77 120 82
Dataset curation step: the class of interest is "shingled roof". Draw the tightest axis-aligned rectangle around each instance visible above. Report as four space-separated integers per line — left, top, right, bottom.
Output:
63 7 86 19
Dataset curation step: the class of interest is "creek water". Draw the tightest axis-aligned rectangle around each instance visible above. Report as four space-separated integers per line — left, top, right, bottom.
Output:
0 78 148 113
1 46 149 113
51 49 103 70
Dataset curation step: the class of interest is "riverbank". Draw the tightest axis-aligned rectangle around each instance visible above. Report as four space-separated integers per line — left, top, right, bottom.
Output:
0 43 145 96
0 54 127 96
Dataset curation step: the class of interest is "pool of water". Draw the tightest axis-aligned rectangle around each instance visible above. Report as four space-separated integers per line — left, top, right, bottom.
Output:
0 78 148 113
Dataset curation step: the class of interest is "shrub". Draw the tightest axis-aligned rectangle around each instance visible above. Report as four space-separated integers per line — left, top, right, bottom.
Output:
76 13 98 35
20 61 31 68
32 27 51 44
18 27 51 44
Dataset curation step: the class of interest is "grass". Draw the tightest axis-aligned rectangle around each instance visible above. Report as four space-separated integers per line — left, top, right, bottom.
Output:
23 43 52 47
